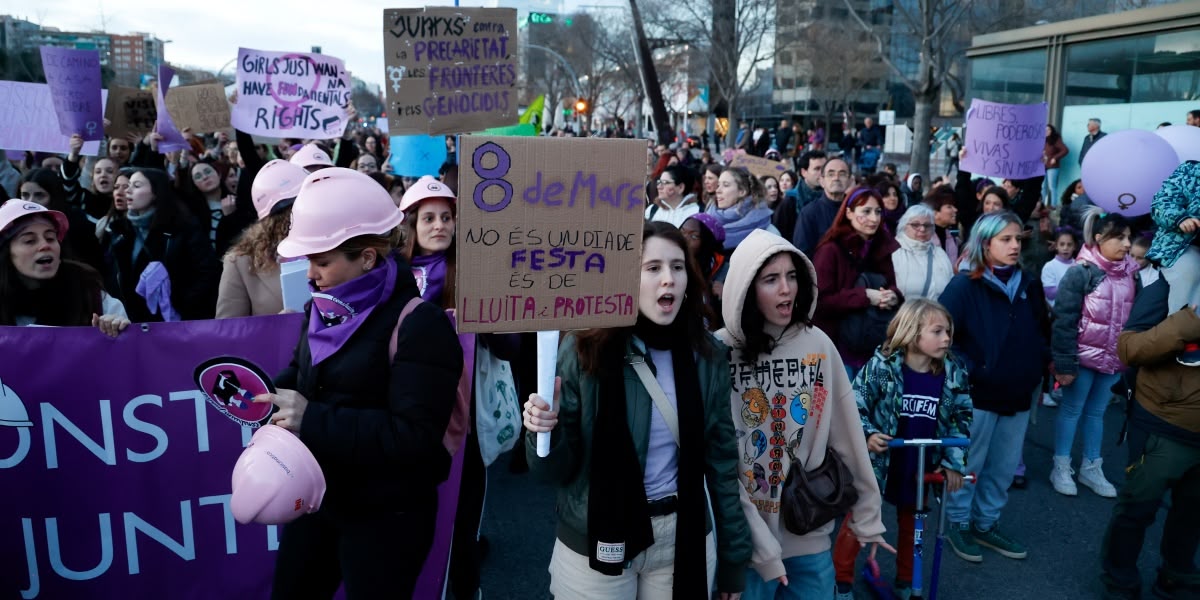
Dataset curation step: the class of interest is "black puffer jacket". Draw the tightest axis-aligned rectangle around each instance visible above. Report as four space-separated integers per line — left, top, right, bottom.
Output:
103 214 220 321
275 257 464 514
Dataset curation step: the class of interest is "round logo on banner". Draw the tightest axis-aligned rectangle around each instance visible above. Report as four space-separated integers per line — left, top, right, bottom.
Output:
194 357 276 428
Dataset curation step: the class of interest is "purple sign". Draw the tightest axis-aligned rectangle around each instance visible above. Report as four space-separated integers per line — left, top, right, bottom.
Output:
961 99 1048 180
38 46 104 141
0 82 106 155
155 64 190 153
232 47 352 139
0 315 472 599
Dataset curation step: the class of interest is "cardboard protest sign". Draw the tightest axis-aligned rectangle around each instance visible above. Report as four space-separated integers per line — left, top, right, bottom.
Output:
730 152 789 179
383 7 518 136
232 47 352 139
164 80 232 133
456 136 645 333
104 85 157 139
961 99 1048 179
0 82 105 155
39 46 104 140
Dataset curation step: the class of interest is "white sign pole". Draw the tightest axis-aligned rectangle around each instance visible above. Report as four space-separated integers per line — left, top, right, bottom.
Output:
535 330 559 457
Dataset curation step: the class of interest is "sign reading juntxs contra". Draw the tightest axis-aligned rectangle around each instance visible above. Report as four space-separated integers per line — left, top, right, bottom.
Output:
383 7 518 136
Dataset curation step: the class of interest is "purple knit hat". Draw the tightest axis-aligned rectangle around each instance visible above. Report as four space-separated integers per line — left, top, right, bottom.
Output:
687 213 726 244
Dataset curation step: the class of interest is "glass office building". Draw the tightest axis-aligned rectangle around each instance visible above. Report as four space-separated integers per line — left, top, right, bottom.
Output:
967 2 1200 196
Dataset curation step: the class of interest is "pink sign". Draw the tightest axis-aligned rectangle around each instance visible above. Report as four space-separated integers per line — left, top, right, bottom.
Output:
39 46 104 140
232 47 352 139
0 82 106 155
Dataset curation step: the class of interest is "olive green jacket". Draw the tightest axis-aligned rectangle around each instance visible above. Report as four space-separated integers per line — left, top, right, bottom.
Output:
526 333 752 592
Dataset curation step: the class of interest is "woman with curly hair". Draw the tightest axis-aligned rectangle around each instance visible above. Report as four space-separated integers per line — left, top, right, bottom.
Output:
215 159 307 317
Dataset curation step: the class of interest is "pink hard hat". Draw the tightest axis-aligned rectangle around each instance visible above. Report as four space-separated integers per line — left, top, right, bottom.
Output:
276 167 404 259
252 159 307 220
398 175 456 213
0 199 69 242
289 143 334 169
230 425 326 525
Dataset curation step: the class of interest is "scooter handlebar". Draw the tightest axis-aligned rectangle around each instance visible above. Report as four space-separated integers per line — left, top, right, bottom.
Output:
886 437 971 449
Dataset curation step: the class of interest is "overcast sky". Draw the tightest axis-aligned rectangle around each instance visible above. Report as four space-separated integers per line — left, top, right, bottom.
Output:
22 0 531 88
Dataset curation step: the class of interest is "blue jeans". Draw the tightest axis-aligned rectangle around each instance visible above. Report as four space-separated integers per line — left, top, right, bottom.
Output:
742 551 834 600
1042 168 1060 206
1055 367 1120 460
945 408 1030 530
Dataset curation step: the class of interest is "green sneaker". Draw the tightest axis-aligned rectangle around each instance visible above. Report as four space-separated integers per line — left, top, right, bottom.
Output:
971 523 1027 559
946 522 982 563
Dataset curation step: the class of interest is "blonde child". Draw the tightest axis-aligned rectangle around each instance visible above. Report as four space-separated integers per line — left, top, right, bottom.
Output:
832 299 973 599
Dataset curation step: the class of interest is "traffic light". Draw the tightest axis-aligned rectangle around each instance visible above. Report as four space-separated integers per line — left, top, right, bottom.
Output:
574 99 589 114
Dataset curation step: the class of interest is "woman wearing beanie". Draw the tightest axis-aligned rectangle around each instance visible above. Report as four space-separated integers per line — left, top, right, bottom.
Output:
0 199 128 335
216 159 308 317
717 229 889 599
682 212 728 329
258 167 463 598
523 221 752 599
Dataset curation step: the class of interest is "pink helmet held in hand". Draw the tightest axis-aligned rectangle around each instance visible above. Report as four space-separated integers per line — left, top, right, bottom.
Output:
398 175 456 213
276 167 404 259
289 143 334 170
251 159 308 220
230 424 326 525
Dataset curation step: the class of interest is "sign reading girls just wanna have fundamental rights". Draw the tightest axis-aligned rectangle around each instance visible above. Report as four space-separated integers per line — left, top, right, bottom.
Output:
456 136 646 333
232 47 353 139
383 7 518 135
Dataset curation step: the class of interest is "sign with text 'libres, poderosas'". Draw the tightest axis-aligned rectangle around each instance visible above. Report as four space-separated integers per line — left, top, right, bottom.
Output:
456 137 646 333
383 7 518 135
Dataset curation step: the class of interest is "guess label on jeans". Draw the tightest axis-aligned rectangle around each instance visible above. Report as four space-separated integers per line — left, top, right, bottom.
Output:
596 541 625 564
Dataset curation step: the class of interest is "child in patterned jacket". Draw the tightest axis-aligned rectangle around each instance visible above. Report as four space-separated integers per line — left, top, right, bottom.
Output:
832 298 973 600
1146 160 1200 365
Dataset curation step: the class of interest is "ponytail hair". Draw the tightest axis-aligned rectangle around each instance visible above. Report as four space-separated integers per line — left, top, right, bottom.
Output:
1081 206 1130 247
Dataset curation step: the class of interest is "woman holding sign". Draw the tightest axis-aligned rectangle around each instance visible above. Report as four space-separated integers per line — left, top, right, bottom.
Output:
523 221 752 599
258 167 463 598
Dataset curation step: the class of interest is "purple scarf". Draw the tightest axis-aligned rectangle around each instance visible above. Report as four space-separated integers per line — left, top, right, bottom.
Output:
410 251 448 303
306 254 397 366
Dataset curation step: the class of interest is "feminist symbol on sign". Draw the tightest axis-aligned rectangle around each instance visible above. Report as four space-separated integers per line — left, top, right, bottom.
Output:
388 66 407 93
264 54 323 130
85 121 98 137
1117 193 1135 210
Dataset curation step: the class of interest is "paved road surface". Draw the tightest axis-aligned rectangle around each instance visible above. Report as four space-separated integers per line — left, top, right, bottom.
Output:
474 402 1165 599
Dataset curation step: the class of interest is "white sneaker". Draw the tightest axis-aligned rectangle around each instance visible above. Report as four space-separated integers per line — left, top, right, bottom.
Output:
1079 458 1118 498
1051 456 1077 496
1041 393 1058 407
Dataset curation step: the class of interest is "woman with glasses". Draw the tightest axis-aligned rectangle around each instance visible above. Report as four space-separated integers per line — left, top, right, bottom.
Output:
645 165 701 228
892 204 954 302
811 185 902 376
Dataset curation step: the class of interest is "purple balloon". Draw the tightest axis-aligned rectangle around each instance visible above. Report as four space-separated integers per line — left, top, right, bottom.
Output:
1081 129 1178 217
1154 124 1200 163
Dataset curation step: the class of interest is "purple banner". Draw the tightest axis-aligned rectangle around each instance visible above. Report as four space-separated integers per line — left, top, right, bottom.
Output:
0 314 470 599
38 46 104 141
155 65 190 153
961 99 1048 180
